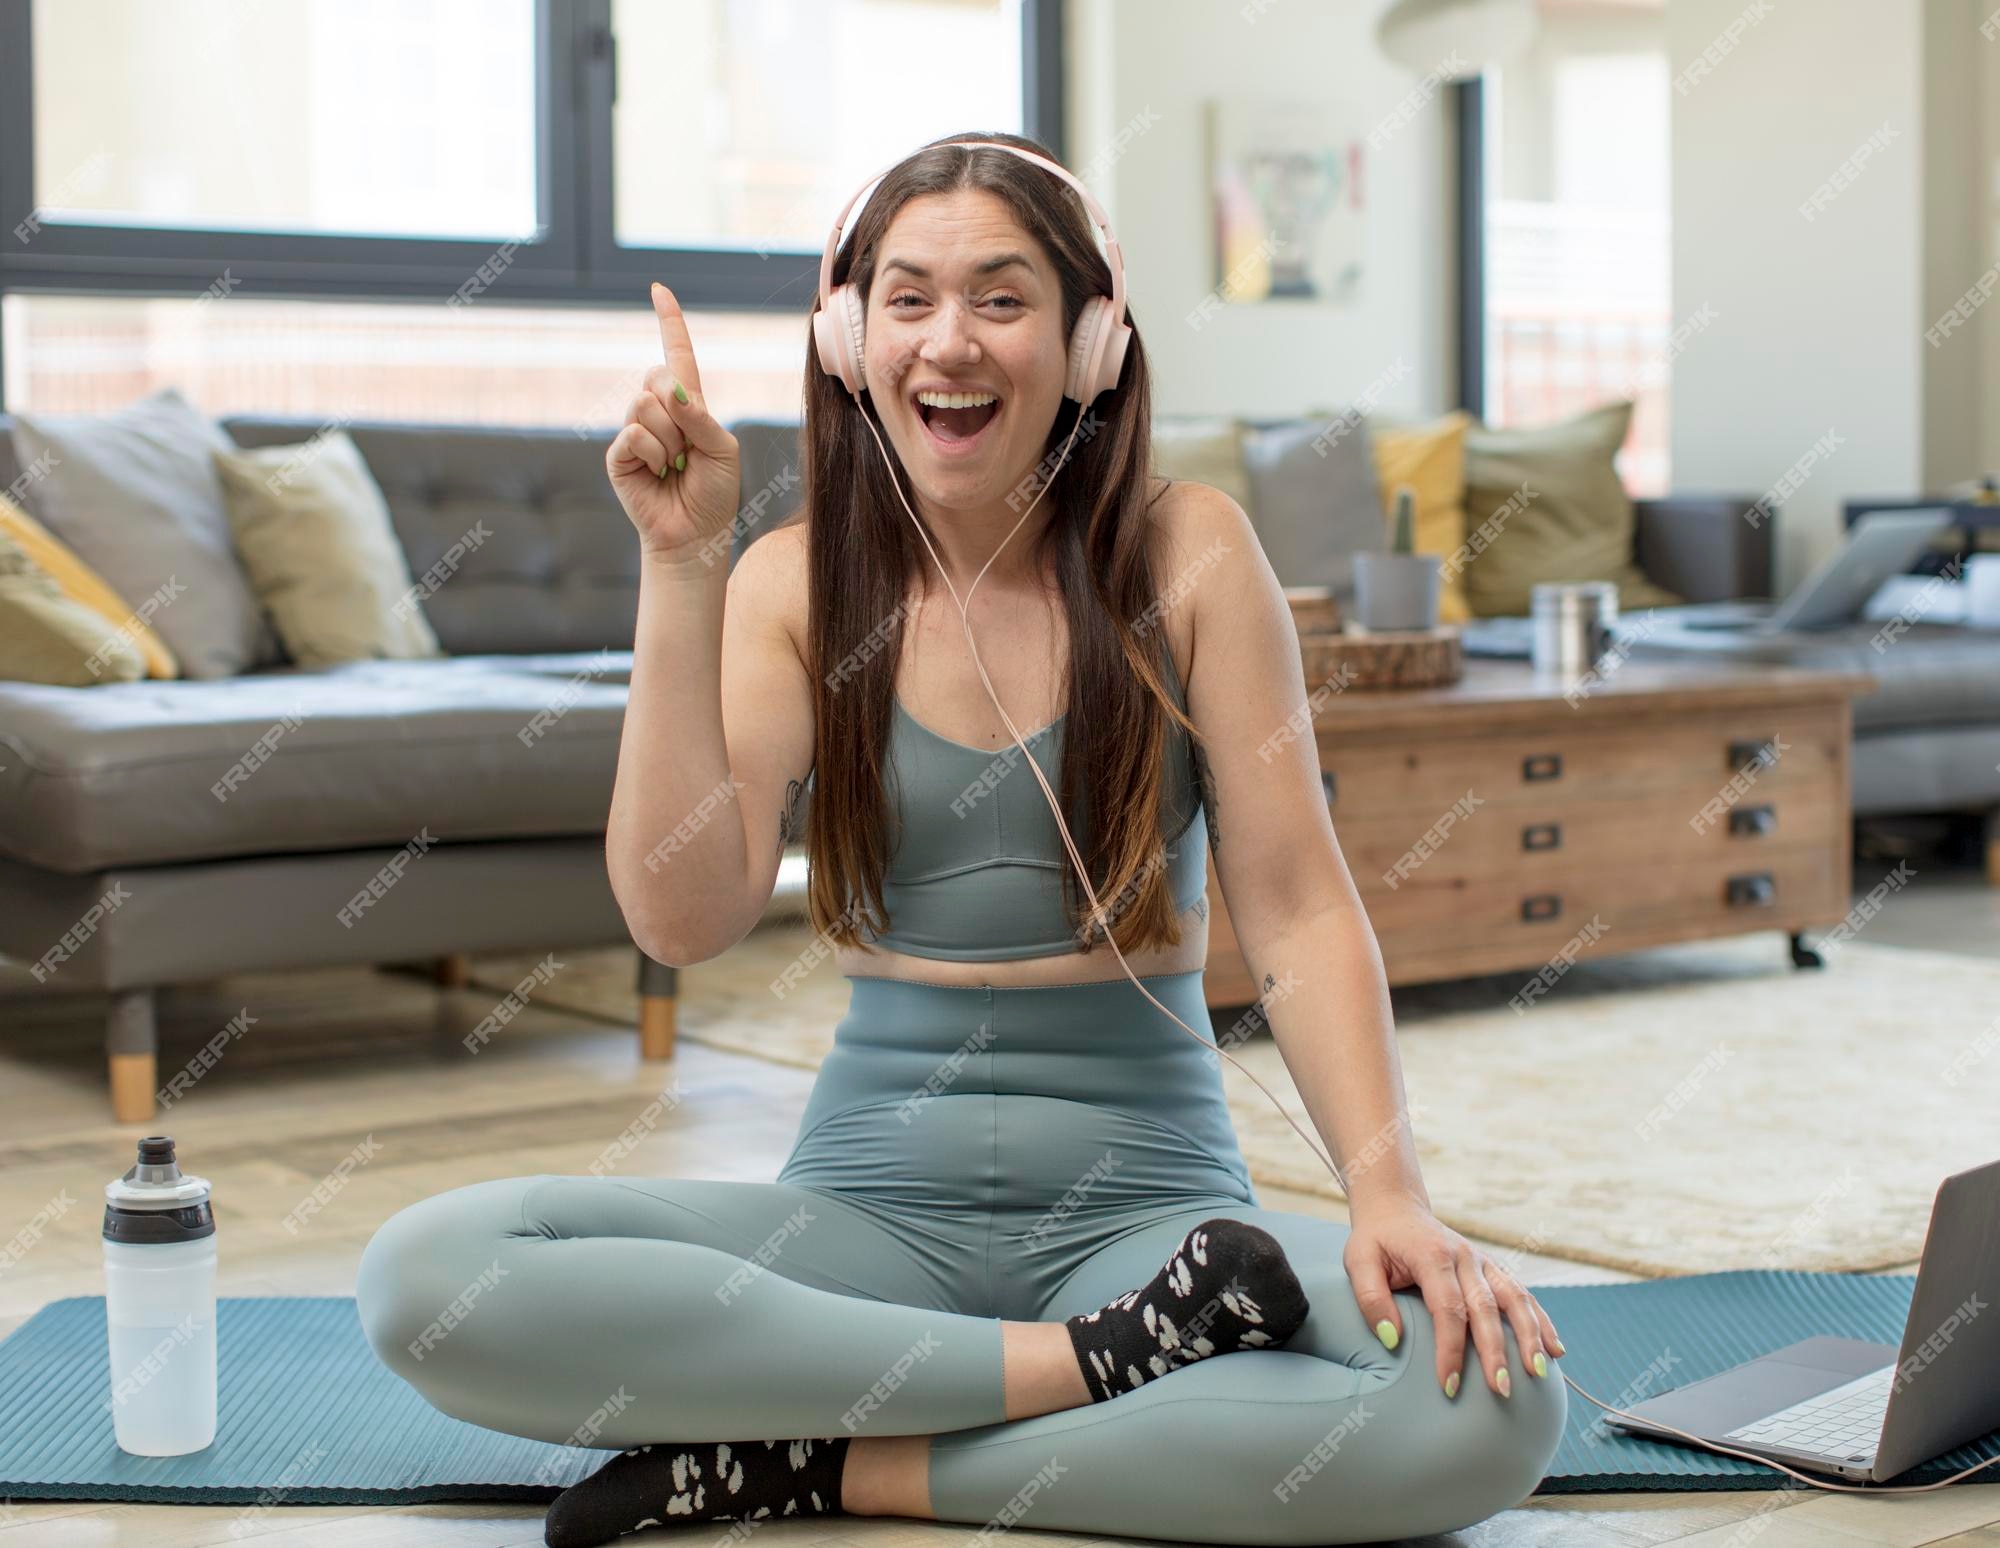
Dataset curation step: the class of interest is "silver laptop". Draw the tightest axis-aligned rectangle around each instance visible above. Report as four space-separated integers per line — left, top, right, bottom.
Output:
1606 1157 2000 1483
1677 509 1947 633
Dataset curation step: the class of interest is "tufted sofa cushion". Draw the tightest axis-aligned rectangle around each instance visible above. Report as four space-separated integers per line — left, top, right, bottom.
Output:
223 417 645 657
0 413 811 660
225 417 809 653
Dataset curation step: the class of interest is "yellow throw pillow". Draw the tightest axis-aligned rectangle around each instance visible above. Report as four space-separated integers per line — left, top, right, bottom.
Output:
0 524 147 685
1371 411 1473 625
0 491 179 678
212 430 445 669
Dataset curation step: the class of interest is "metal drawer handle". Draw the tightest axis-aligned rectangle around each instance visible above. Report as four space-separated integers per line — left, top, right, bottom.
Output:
1728 805 1777 837
1522 823 1562 852
1523 753 1563 782
1728 737 1781 773
1726 872 1776 907
1520 893 1562 922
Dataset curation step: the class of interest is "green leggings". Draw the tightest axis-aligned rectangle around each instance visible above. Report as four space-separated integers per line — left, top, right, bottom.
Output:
355 971 1565 1544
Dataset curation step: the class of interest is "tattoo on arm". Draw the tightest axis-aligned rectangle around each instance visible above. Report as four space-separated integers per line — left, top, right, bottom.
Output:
777 778 807 854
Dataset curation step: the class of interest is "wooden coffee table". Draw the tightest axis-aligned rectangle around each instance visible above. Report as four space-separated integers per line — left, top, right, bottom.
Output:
1202 657 1879 1007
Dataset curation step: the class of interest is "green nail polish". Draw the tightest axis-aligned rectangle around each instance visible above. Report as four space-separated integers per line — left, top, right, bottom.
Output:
672 378 689 404
675 451 686 472
1375 1319 1398 1350
1533 1351 1548 1378
1444 1371 1459 1398
1496 1368 1511 1398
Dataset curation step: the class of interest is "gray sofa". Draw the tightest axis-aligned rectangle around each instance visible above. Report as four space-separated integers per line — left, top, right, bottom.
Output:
0 409 1789 1122
0 414 811 1123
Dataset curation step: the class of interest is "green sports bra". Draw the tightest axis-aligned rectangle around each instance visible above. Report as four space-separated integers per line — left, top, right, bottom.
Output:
854 647 1208 962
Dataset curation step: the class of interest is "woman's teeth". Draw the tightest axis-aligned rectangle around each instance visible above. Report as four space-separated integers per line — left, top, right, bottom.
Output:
915 390 1002 445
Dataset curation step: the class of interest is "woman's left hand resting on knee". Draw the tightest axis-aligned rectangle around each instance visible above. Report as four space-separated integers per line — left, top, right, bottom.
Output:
1343 1195 1567 1401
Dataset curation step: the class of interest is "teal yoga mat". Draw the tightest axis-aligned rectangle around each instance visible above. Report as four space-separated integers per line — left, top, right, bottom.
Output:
1 1273 1996 1505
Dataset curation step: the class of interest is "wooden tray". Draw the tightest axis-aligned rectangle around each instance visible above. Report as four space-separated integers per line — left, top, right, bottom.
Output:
1284 586 1341 637
1299 623 1463 690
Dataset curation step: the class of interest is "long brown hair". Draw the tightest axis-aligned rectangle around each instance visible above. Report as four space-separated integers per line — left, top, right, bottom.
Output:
799 130 1197 957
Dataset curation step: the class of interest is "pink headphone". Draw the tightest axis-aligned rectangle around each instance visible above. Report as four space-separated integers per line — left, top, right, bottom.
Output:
810 139 1133 405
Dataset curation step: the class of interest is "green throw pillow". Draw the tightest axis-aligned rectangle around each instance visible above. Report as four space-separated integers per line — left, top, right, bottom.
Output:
1460 401 1682 617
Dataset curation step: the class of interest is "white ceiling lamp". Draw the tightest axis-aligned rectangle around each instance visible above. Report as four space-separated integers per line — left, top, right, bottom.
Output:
1375 0 1539 78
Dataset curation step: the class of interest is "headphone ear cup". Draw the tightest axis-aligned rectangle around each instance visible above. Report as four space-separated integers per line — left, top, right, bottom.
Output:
1064 295 1104 403
1093 315 1133 403
1065 295 1131 404
812 283 868 395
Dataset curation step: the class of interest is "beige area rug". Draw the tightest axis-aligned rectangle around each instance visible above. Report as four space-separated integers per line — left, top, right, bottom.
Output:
468 929 2000 1278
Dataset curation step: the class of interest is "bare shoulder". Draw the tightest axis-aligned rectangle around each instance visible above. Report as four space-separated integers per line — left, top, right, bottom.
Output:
1140 476 1250 698
1145 476 1260 635
1146 474 1254 565
725 515 811 663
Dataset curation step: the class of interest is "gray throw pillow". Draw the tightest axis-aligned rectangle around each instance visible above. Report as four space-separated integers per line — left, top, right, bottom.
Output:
1238 412 1384 595
9 387 283 678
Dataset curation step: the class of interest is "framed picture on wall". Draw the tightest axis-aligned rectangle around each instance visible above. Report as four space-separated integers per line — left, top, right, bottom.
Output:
1205 97 1366 306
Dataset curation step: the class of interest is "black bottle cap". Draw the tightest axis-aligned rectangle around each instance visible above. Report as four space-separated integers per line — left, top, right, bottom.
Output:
103 1199 215 1244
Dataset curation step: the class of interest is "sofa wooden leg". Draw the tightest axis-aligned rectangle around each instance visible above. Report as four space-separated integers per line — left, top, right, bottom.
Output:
432 953 472 988
107 988 158 1124
636 951 679 1060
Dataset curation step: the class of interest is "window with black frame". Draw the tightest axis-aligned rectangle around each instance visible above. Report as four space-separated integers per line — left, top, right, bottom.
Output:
0 0 1060 425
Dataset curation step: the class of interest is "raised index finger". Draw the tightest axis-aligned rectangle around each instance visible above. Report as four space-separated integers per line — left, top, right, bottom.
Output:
650 282 703 400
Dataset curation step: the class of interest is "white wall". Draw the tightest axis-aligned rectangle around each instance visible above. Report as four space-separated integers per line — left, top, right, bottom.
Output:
1669 0 1997 592
1065 0 1456 421
1923 0 1985 493
1497 3 1668 205
1668 0 1927 591
1970 1 2000 479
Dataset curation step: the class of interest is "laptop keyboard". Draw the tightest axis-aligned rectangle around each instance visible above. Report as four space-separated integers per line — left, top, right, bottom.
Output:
1724 1365 1892 1460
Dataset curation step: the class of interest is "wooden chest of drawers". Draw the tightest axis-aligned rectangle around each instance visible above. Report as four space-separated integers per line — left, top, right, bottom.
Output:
1202 659 1879 1007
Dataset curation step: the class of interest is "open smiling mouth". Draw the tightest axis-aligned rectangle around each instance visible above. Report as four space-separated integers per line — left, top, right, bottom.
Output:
913 390 1003 453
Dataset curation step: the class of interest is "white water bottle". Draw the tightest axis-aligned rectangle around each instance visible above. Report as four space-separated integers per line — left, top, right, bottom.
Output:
102 1135 218 1455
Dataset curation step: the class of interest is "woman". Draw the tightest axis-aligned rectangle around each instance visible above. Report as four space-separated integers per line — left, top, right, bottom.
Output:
356 131 1567 1548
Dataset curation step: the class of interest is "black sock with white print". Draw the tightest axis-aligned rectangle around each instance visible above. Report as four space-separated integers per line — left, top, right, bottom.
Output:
1064 1217 1311 1402
544 1435 849 1548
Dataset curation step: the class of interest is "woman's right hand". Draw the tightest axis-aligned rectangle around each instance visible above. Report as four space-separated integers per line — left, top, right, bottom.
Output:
606 282 744 562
